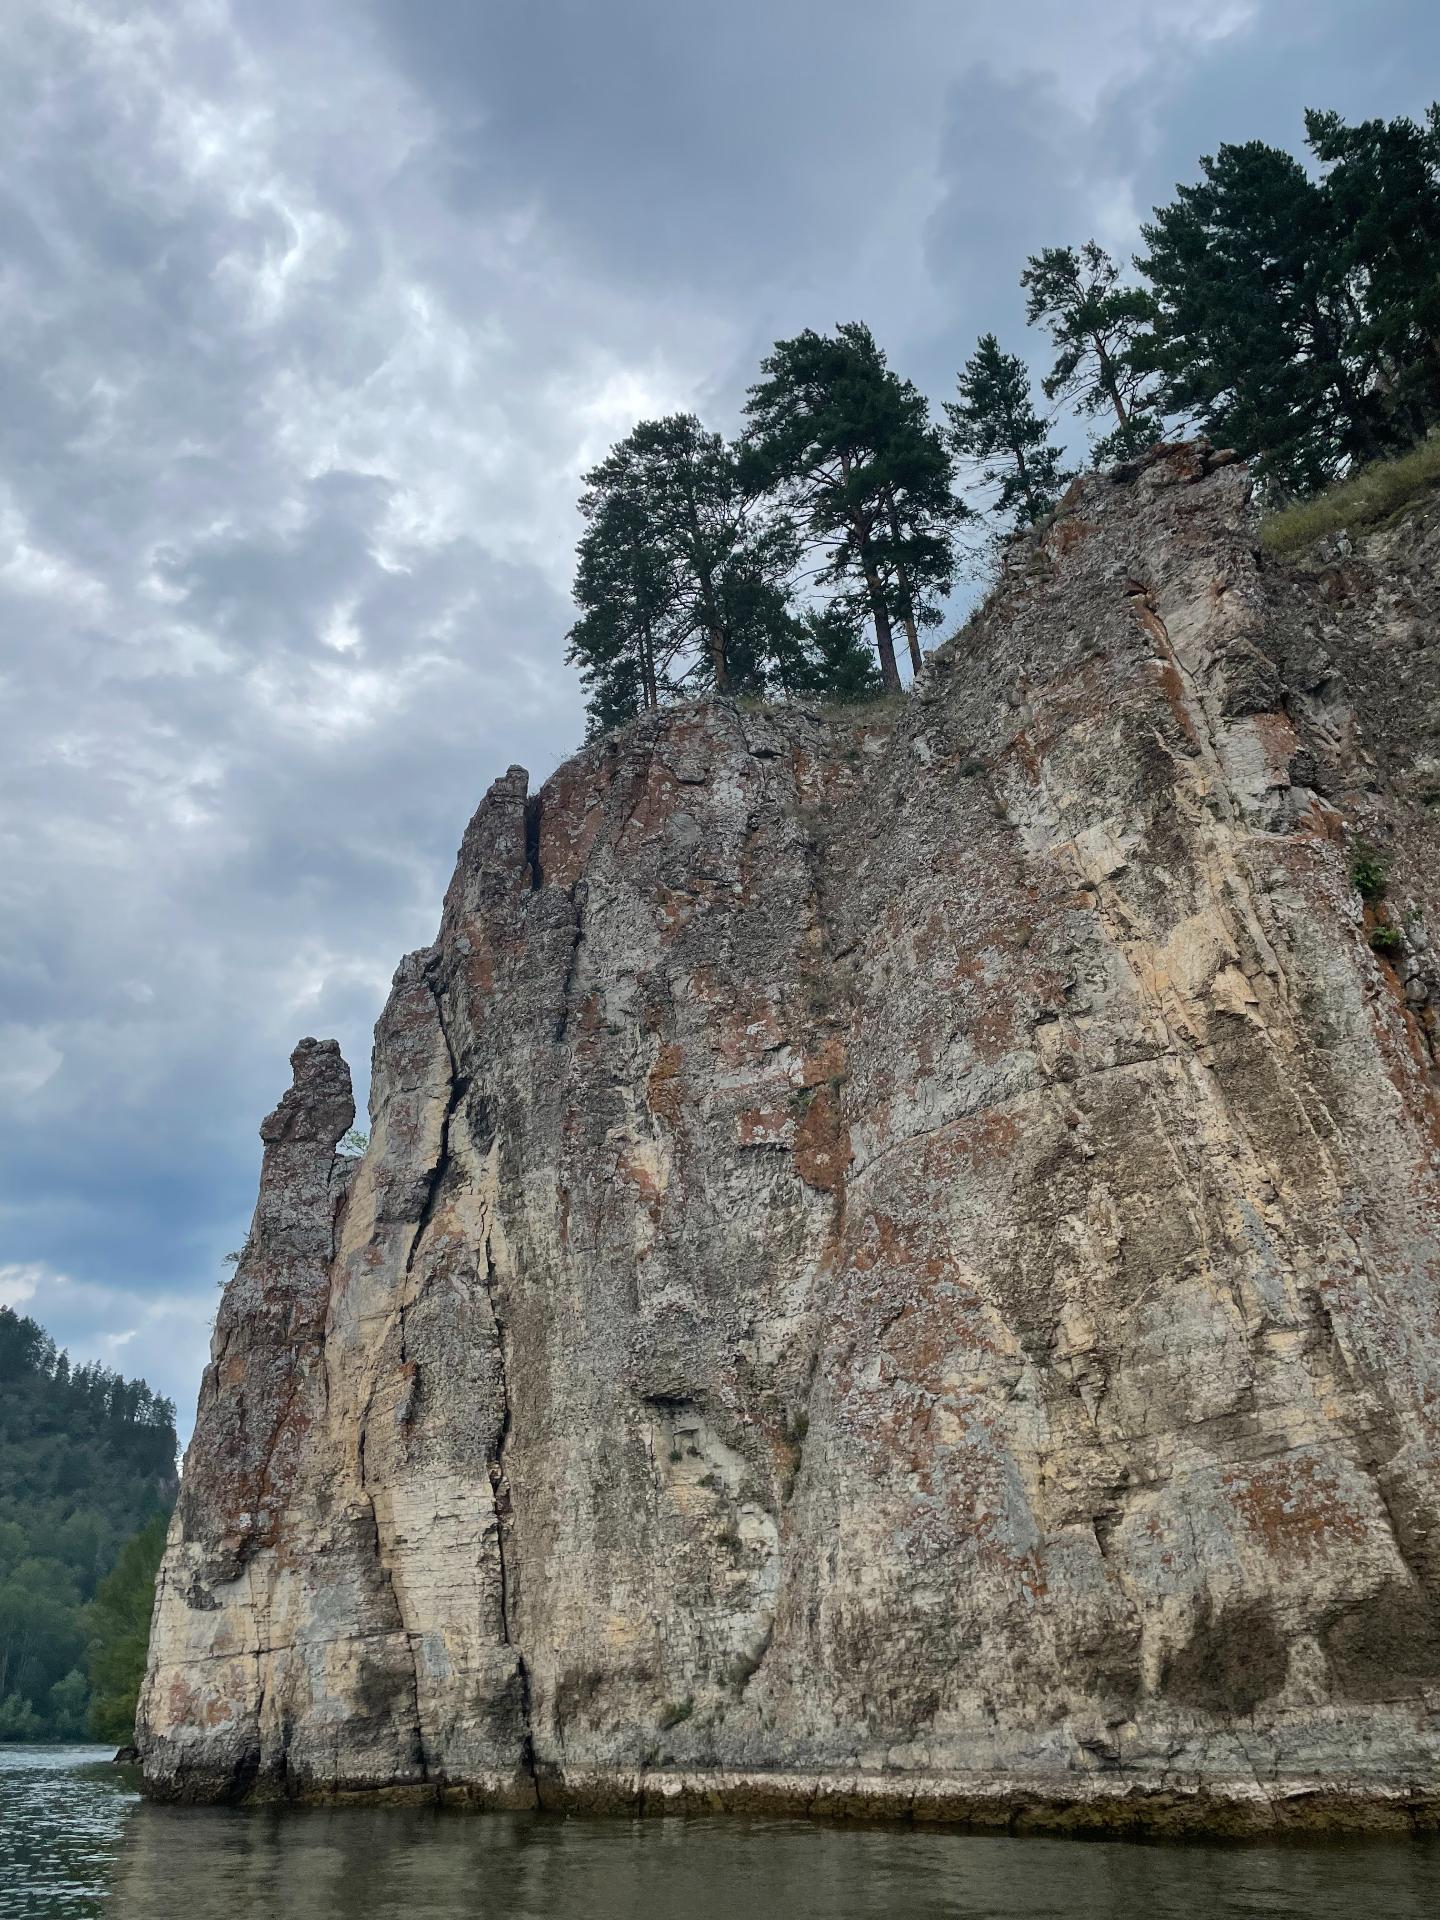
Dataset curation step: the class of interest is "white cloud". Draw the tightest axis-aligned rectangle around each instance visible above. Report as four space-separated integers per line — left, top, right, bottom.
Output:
0 1028 64 1099
0 1264 42 1309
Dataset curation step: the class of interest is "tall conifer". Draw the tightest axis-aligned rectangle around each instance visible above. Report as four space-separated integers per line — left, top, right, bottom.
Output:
743 323 966 690
1021 242 1164 466
566 414 793 734
947 333 1069 531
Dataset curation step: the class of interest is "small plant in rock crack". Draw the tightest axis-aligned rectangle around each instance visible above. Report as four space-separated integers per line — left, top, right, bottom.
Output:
1350 844 1390 903
1370 922 1405 956
667 1446 684 1465
657 1697 693 1731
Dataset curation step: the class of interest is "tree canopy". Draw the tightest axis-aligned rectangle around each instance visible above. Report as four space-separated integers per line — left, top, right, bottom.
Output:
1021 242 1165 466
1305 105 1440 447
1138 112 1440 492
742 322 967 691
947 332 1070 533
1140 141 1381 491
86 1512 170 1744
566 413 794 734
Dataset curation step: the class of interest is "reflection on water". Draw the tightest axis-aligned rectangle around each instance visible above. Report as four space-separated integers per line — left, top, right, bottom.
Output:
0 1746 136 1918
4 1746 1440 1919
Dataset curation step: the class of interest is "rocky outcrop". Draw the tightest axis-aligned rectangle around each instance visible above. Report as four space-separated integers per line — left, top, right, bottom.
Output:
139 444 1440 1830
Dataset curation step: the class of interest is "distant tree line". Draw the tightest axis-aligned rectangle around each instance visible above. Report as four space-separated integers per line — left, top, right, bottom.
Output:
0 1306 176 1741
567 104 1440 731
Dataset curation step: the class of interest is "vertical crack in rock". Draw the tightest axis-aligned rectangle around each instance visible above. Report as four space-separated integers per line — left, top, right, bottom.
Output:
553 879 588 1045
356 1461 430 1787
405 964 468 1286
415 959 540 1801
479 1220 540 1801
524 793 544 891
352 968 475 1791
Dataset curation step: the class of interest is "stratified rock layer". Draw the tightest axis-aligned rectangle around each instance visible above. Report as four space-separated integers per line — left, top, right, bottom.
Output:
140 445 1440 1830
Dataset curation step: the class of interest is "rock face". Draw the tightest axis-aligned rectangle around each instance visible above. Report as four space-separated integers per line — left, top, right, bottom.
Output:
140 445 1440 1829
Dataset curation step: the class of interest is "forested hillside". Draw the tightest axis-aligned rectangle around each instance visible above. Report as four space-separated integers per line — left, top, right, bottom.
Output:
0 1306 177 1740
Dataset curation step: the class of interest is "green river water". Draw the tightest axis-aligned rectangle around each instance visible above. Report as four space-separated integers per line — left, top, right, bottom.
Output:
3 1745 1440 1918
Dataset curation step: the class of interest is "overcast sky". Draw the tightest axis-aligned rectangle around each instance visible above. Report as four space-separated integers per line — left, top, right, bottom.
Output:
3 0 1436 1440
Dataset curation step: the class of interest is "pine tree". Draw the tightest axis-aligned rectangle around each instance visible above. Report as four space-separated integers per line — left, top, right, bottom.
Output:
1139 141 1392 493
566 487 673 734
878 371 971 675
566 414 794 735
946 333 1069 531
1305 105 1440 444
743 322 967 692
1021 242 1164 466
770 606 883 703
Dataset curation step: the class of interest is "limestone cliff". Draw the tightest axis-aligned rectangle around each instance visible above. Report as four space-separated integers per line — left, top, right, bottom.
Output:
139 444 1440 1831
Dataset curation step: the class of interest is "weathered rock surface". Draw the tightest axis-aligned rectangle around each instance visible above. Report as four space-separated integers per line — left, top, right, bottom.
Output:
139 444 1440 1829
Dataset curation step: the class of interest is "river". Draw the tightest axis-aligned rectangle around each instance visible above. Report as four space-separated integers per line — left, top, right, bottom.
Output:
4 1745 1440 1917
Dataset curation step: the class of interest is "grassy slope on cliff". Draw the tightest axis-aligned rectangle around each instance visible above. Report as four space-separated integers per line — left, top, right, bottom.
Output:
1261 438 1440 555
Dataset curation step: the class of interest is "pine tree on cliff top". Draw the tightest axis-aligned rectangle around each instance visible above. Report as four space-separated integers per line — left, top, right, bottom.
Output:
769 604 883 703
742 322 968 691
567 413 794 734
567 481 674 733
1021 241 1164 467
1138 140 1393 494
946 332 1070 532
1305 104 1440 446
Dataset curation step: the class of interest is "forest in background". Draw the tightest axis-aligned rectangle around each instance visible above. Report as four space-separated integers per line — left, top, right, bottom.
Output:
567 104 1440 730
0 1306 176 1742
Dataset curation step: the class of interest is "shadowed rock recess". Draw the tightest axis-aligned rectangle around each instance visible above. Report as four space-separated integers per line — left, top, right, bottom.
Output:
140 445 1440 1833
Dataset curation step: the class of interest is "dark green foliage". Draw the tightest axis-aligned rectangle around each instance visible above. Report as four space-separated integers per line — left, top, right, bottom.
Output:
567 476 673 734
1369 922 1405 956
1021 243 1165 466
86 1512 170 1742
1139 142 1393 493
743 322 969 691
1350 844 1390 902
567 413 795 735
769 606 883 703
560 104 1440 727
1305 106 1440 446
0 1305 176 1740
947 333 1070 531
1136 108 1440 494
